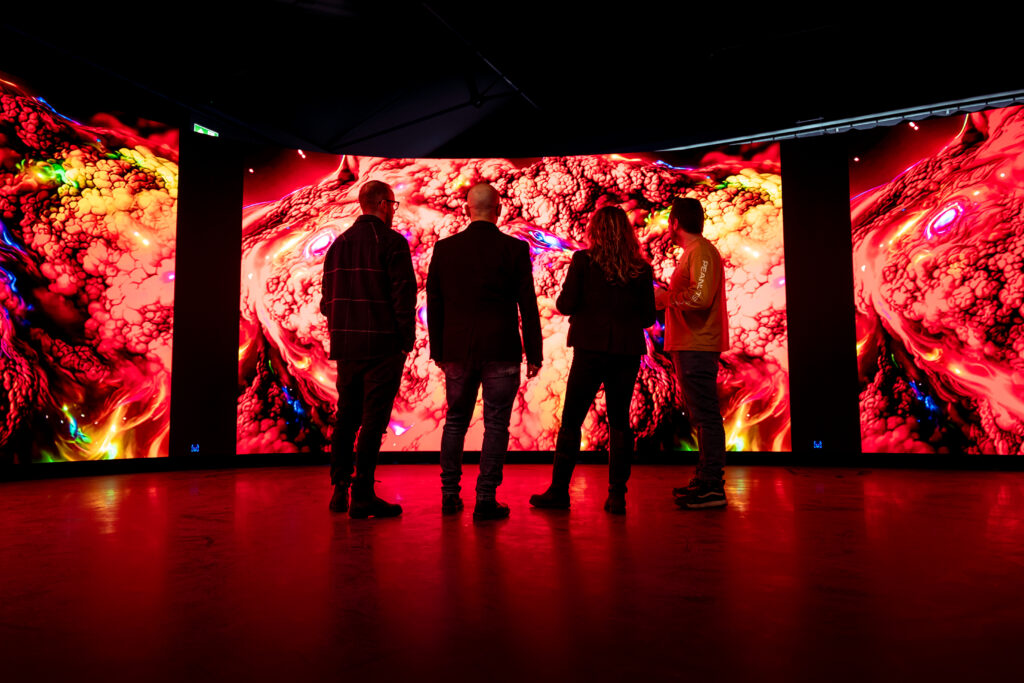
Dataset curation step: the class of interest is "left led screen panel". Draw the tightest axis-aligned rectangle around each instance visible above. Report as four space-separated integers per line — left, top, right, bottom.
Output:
0 73 178 463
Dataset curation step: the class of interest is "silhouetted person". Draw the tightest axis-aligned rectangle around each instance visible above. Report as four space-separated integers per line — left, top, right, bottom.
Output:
656 197 729 509
426 183 543 521
530 206 655 514
320 180 415 518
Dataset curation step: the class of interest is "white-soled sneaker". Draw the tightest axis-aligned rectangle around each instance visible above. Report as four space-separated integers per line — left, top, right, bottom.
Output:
676 480 727 509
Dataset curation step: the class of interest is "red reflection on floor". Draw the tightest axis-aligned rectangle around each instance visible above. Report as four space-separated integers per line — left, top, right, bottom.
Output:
1 465 1023 680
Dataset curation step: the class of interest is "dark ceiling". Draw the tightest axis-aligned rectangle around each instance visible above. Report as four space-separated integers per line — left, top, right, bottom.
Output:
3 2 1021 157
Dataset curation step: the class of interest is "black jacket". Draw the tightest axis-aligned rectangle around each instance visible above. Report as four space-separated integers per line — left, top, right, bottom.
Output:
557 250 656 355
320 215 416 360
426 221 543 366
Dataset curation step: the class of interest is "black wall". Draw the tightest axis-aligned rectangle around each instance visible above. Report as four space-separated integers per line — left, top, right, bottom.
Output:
781 136 862 456
168 130 244 458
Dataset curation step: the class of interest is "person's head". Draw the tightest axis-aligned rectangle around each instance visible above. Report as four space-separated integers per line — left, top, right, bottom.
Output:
668 197 705 244
466 183 501 223
359 180 397 227
586 205 648 285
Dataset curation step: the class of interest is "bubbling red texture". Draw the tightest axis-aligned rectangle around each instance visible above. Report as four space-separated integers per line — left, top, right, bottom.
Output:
239 151 789 454
852 106 1024 454
0 75 177 463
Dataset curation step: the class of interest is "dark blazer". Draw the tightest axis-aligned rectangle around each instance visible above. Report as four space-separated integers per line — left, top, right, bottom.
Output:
557 250 656 355
320 215 416 360
426 221 543 366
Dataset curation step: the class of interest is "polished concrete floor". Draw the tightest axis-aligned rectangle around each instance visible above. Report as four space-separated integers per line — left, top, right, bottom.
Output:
1 464 1023 681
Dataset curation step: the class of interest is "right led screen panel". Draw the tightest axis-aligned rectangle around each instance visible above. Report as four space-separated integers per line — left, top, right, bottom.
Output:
850 105 1024 454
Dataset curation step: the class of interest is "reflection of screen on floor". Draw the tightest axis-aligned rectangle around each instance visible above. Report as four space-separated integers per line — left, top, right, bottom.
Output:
239 149 790 454
0 73 179 463
851 105 1024 454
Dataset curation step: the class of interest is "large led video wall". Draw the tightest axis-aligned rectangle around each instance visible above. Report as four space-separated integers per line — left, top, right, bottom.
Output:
239 147 790 453
851 105 1024 454
0 72 178 463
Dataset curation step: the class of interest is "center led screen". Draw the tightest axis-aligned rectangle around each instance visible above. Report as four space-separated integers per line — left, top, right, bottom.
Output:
850 104 1024 454
0 72 178 463
239 147 789 453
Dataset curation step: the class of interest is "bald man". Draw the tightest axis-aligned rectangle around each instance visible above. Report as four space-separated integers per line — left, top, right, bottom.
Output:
426 183 543 521
321 180 415 518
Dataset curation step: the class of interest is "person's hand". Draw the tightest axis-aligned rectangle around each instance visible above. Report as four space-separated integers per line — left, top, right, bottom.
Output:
654 286 668 310
526 363 541 379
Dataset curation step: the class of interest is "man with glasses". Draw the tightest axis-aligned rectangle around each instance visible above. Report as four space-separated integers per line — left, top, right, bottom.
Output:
321 180 415 518
426 183 543 520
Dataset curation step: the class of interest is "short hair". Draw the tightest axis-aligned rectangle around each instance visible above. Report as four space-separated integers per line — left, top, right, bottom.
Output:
466 182 500 219
358 180 392 213
670 197 705 234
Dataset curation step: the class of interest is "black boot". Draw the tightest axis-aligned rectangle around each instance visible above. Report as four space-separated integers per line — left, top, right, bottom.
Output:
529 451 576 509
473 499 511 521
605 428 633 515
329 481 349 512
349 479 402 519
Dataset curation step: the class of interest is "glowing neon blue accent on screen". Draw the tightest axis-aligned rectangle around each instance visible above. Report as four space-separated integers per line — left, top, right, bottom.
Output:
924 202 962 240
281 386 305 416
0 218 21 250
0 266 19 295
67 415 88 442
654 160 695 171
528 229 570 251
933 207 957 230
35 97 82 126
909 381 941 418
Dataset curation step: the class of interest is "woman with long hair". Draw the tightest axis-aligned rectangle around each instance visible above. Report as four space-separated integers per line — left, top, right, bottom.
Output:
530 205 656 513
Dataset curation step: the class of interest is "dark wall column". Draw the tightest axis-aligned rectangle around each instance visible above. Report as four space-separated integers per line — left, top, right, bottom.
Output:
168 129 243 457
781 137 862 456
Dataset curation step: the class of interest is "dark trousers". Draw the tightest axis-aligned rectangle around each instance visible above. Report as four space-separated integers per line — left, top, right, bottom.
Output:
330 352 405 487
557 349 640 493
439 361 520 501
672 350 726 483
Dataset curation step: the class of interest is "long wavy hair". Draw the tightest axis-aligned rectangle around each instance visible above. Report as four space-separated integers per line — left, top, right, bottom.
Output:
586 205 649 285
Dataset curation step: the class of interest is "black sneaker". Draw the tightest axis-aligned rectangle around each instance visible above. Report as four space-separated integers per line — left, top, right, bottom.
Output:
473 500 511 521
441 493 464 514
329 483 349 513
672 477 700 498
349 494 402 519
676 480 727 509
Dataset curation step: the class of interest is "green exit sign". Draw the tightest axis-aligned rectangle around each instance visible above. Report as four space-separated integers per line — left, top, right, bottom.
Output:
193 123 219 137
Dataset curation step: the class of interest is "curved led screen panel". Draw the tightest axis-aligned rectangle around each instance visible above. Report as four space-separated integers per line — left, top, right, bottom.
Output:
851 105 1024 454
0 72 178 463
240 148 789 453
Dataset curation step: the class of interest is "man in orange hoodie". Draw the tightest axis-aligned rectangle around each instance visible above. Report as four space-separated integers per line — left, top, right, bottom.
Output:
654 197 729 509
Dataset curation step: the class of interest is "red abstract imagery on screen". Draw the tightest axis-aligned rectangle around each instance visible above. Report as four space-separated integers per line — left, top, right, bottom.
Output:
239 148 790 454
0 73 177 463
852 105 1024 454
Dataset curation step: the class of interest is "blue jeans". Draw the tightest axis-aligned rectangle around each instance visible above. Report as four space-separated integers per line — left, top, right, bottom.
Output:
439 361 520 501
672 351 726 483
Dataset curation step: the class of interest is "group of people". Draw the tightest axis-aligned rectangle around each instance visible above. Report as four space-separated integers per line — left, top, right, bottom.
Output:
319 180 728 521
